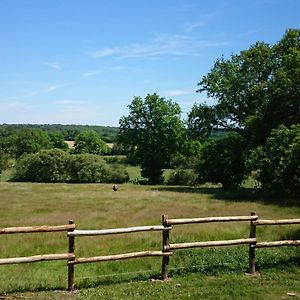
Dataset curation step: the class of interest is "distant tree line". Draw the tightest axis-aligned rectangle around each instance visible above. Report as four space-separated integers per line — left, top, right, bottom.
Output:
0 124 119 142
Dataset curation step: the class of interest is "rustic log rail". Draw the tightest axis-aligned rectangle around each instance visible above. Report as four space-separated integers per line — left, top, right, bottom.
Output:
0 214 299 292
253 219 300 226
162 213 259 280
248 217 300 274
166 238 256 251
0 224 75 234
166 215 258 225
0 253 75 265
67 222 173 291
68 225 171 237
69 251 173 265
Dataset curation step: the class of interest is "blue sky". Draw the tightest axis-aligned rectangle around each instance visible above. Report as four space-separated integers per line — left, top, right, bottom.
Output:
0 0 299 126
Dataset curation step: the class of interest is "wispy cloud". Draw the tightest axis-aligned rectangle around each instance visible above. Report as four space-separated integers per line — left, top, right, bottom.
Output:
53 99 87 105
7 84 67 101
82 66 129 78
88 34 229 59
165 89 193 97
44 62 61 70
183 13 217 33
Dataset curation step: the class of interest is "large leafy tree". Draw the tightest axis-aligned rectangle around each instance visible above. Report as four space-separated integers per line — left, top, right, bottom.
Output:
13 129 51 157
74 130 108 155
118 93 184 184
188 29 300 146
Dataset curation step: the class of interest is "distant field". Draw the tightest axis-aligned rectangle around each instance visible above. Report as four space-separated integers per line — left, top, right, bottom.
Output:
0 182 299 299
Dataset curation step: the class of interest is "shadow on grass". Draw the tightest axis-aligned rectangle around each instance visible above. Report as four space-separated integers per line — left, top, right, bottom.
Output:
154 186 300 207
2 252 299 295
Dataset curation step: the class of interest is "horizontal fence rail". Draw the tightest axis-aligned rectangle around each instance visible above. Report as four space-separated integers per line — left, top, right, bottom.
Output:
68 225 171 237
166 215 258 225
254 240 300 248
166 238 257 251
69 251 173 265
0 224 75 234
253 219 300 226
0 253 74 265
0 214 299 292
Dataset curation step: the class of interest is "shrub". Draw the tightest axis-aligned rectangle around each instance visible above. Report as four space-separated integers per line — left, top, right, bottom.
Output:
68 154 109 183
69 155 129 183
166 169 198 186
247 125 300 194
195 133 246 189
14 149 69 182
105 163 129 183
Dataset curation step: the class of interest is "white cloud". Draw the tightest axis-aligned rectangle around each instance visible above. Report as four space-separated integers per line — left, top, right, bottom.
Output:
165 89 192 97
53 99 87 105
88 34 229 59
46 84 64 92
184 13 218 33
44 62 61 70
82 70 101 78
5 84 67 101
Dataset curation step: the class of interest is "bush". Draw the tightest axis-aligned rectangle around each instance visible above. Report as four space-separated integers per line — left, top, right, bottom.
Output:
13 150 130 184
105 163 130 183
14 149 69 182
195 133 246 189
247 125 300 194
68 154 109 183
166 169 198 186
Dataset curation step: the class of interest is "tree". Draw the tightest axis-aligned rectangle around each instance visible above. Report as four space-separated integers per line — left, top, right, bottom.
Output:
48 132 68 150
247 125 300 195
118 93 184 184
74 131 108 155
196 133 246 189
13 129 51 157
0 150 9 173
188 29 300 146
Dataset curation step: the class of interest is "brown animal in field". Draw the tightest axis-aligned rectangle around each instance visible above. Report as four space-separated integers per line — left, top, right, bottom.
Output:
113 184 119 191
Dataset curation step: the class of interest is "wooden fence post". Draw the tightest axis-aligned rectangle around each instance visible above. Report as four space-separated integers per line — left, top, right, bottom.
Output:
68 220 75 291
161 215 170 280
248 212 257 274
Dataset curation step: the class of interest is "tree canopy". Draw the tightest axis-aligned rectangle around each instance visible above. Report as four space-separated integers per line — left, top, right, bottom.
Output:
188 29 300 146
74 130 108 155
118 93 184 184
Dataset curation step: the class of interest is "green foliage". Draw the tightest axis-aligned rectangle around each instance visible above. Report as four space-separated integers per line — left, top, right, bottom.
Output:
0 123 119 142
118 93 184 184
13 150 129 184
166 168 198 186
48 131 68 150
196 133 246 189
13 129 52 157
247 125 300 194
0 150 9 173
14 149 70 182
189 29 300 146
74 130 108 155
68 154 109 183
105 163 130 183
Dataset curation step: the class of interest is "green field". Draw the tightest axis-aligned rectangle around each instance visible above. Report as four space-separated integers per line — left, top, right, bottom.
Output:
0 182 299 299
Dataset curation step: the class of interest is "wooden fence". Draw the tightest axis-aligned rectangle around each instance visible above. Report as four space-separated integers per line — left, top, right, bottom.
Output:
0 213 299 291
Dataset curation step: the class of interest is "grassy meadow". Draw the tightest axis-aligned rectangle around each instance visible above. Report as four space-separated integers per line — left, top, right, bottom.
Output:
0 181 299 299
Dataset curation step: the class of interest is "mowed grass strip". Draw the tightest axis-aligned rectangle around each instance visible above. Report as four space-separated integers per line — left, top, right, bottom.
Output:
0 182 299 297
